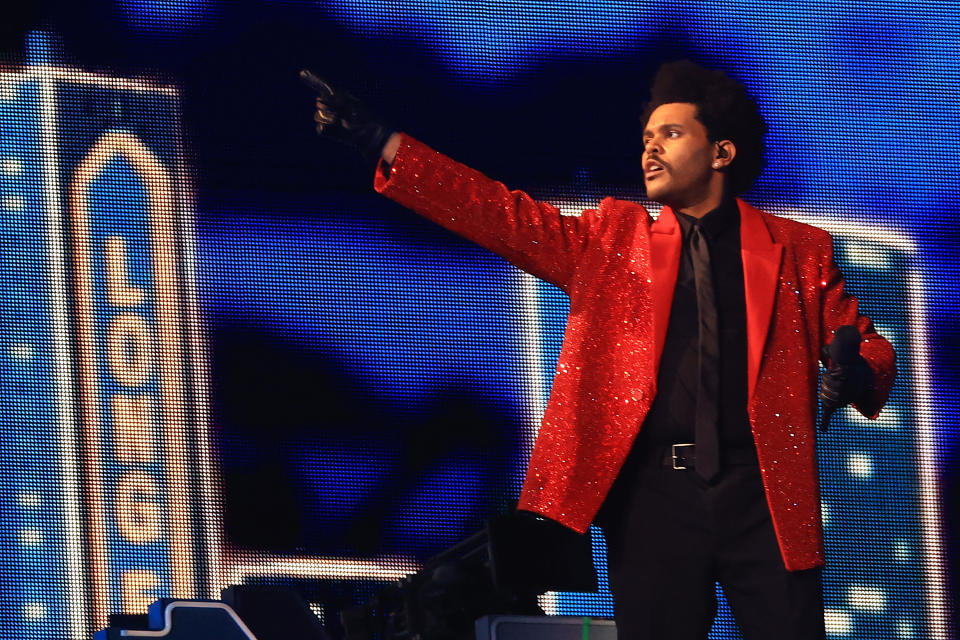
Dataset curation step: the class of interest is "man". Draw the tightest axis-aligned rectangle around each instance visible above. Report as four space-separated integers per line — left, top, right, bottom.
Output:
305 61 895 638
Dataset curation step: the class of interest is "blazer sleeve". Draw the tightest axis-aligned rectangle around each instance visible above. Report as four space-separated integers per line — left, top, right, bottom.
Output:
818 238 896 419
373 133 601 289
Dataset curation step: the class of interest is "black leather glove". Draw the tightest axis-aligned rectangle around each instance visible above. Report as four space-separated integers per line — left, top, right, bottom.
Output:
819 326 873 430
300 69 395 164
820 357 872 407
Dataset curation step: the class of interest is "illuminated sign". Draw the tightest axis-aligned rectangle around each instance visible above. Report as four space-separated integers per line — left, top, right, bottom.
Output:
0 59 418 639
0 63 218 637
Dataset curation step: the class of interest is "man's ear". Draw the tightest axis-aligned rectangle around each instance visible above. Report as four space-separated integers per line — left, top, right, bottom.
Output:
714 140 736 168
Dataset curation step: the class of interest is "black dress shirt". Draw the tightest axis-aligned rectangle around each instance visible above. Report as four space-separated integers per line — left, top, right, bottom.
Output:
639 197 753 449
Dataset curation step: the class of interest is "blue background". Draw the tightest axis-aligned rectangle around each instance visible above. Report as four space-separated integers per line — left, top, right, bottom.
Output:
1 1 959 638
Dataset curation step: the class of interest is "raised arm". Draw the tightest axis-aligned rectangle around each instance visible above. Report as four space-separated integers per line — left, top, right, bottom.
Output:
373 133 599 288
304 71 601 288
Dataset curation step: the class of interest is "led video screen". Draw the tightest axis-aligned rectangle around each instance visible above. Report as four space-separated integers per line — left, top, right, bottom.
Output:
1 2 957 639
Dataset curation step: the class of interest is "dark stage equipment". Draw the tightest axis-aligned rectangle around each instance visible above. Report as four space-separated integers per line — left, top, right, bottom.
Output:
340 511 598 640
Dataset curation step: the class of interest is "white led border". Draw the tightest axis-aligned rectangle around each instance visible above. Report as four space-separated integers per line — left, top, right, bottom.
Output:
512 196 609 617
781 208 948 640
18 62 92 640
224 552 421 585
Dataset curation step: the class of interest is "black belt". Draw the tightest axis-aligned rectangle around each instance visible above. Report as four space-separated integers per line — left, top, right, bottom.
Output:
649 443 759 470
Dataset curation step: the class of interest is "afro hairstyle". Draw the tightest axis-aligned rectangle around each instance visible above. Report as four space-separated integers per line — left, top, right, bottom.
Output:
641 60 767 195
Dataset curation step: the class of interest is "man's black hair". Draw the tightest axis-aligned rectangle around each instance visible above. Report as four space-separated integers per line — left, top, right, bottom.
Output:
641 60 767 195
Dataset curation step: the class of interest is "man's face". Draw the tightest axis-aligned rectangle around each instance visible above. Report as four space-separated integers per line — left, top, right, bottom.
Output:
642 102 717 209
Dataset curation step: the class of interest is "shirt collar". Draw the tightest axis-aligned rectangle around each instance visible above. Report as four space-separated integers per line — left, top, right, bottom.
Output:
675 196 739 241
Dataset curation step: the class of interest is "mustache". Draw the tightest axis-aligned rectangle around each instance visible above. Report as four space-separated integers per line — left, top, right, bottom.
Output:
644 155 671 171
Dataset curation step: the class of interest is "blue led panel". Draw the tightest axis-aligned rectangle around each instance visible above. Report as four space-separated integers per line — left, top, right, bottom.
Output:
0 68 87 640
0 62 219 637
2 0 958 637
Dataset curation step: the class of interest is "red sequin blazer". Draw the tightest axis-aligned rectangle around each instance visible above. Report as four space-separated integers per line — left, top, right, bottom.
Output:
374 134 896 571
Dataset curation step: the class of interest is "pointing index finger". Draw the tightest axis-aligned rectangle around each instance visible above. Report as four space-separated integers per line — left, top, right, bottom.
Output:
299 69 335 101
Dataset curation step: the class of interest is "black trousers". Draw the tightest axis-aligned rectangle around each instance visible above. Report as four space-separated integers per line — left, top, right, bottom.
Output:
597 457 826 640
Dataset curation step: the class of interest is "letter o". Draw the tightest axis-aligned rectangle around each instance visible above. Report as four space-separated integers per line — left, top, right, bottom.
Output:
107 314 155 387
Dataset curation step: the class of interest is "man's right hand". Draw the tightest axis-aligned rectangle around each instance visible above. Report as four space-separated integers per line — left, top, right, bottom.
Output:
300 69 396 164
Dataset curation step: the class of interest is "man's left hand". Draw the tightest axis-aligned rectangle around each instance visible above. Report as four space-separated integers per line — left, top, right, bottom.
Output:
820 343 873 429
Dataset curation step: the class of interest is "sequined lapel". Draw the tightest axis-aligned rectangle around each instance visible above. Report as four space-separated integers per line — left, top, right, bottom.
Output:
738 199 784 401
650 206 682 372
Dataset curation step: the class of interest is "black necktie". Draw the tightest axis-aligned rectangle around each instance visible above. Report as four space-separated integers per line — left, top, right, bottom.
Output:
690 224 720 482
